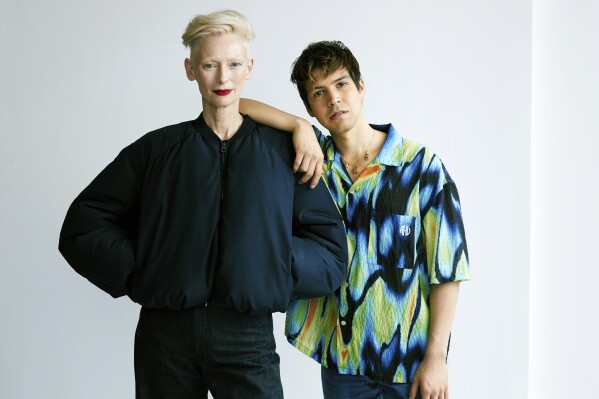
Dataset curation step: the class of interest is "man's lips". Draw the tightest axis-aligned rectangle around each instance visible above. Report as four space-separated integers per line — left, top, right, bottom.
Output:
213 89 233 96
329 110 348 120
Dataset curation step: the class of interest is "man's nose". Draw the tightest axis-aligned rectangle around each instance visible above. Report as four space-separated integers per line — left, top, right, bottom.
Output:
328 92 340 106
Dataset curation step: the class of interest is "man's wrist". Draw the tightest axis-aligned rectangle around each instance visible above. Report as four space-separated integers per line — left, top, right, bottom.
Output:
423 350 447 361
424 338 448 361
291 118 311 134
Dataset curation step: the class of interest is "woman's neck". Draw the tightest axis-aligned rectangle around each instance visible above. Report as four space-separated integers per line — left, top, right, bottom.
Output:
202 102 244 140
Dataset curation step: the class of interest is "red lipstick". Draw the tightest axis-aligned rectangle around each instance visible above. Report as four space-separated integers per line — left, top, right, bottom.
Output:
213 89 233 96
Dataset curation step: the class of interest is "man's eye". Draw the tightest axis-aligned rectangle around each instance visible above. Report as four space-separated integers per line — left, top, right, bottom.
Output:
231 62 243 68
314 91 323 97
203 64 216 70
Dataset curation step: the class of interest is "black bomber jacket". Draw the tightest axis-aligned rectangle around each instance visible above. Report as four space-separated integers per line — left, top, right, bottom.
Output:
58 114 348 316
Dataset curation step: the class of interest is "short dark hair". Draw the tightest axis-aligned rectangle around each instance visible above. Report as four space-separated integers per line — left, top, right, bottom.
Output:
290 41 362 112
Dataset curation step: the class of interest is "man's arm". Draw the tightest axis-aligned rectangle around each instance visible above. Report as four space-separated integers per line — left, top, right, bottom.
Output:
58 144 143 298
289 177 348 299
240 98 323 188
410 154 470 399
409 281 460 399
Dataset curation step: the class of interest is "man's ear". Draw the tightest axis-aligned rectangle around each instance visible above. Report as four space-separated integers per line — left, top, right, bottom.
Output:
358 76 365 99
184 58 195 81
245 57 254 80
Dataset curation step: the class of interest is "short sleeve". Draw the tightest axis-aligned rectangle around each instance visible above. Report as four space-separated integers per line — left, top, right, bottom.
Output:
420 156 470 284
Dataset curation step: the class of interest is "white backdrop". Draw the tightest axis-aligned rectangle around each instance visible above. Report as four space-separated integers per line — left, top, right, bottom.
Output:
530 0 599 398
1 1 535 398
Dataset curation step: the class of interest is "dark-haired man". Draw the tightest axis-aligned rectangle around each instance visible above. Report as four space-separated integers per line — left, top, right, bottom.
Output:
241 40 470 399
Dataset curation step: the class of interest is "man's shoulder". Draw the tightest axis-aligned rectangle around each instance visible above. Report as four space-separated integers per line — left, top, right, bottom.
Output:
373 125 446 177
392 134 439 167
398 136 455 189
402 136 428 158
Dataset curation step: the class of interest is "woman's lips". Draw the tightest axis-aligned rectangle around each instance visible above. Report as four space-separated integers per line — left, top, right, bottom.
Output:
213 89 233 96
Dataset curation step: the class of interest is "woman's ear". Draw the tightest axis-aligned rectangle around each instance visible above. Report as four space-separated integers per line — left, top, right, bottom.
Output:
245 57 254 80
184 58 195 81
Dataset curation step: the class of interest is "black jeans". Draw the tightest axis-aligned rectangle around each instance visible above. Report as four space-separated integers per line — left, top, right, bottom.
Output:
134 305 283 399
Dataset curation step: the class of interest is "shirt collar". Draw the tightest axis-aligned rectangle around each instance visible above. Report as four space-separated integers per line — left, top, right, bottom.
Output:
324 123 403 167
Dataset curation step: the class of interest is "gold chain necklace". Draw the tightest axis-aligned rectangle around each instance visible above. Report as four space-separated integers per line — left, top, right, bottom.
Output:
341 129 376 175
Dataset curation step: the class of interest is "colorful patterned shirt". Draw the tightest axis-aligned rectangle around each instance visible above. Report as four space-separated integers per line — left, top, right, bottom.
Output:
285 123 470 383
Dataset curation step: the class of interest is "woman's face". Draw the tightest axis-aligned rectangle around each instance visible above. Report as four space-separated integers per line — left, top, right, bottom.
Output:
185 32 253 112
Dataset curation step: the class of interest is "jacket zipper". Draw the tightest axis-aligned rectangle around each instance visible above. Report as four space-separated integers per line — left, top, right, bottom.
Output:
214 140 228 293
220 141 228 199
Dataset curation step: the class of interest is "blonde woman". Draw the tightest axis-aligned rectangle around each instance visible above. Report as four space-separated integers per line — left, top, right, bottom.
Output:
59 10 347 398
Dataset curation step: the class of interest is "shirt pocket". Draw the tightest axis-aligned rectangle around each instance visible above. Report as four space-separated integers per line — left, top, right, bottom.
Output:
368 212 416 269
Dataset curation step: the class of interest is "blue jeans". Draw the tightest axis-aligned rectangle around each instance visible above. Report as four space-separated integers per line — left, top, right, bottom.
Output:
321 366 420 399
134 305 283 399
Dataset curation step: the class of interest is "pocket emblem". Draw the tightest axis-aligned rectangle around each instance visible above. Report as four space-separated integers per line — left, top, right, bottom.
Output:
399 225 411 237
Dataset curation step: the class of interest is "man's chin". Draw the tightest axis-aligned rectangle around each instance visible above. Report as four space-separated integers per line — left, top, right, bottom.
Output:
323 124 348 136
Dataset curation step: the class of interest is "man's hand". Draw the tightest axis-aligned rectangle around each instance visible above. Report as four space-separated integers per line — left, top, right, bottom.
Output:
238 98 322 185
409 355 449 399
291 119 323 188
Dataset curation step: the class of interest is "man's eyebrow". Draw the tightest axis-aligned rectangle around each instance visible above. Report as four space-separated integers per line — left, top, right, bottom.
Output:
310 75 351 91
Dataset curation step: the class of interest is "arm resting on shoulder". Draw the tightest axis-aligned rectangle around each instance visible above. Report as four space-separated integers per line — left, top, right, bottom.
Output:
409 281 460 399
240 98 323 187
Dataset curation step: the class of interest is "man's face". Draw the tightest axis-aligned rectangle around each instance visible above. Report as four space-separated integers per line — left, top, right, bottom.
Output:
304 67 364 136
185 33 253 110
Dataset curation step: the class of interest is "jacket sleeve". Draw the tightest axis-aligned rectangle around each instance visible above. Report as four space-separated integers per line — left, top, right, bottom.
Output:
290 176 348 299
58 143 144 298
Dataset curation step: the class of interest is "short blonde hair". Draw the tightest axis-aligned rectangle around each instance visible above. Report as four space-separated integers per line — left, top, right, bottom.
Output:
182 10 255 66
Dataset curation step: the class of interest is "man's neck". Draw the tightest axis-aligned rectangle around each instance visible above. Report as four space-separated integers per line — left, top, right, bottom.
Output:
333 121 381 163
330 117 386 181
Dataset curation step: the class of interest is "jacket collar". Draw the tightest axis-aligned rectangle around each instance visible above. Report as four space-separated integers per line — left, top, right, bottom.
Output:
192 112 256 141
